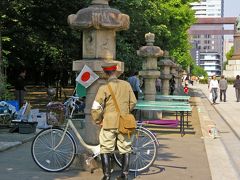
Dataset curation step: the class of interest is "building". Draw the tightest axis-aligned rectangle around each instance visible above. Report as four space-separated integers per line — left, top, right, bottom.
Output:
191 0 223 17
199 52 221 76
190 0 224 76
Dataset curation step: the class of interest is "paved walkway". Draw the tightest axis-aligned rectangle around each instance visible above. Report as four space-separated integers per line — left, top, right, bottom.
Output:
192 83 240 180
1 84 240 179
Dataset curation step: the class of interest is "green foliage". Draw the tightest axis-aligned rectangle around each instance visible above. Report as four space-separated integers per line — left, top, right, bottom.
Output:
0 0 84 84
191 64 208 78
111 0 196 71
1 0 196 83
226 78 235 85
0 74 14 100
224 46 234 70
199 78 208 84
226 46 234 60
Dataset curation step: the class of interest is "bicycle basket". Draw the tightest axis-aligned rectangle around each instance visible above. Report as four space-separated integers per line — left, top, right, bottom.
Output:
46 102 65 126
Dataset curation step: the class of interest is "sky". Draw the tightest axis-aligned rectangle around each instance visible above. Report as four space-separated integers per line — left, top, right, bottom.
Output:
224 0 240 17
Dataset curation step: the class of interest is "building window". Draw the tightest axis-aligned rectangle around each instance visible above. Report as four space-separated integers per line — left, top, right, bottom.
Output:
204 40 210 44
204 34 211 38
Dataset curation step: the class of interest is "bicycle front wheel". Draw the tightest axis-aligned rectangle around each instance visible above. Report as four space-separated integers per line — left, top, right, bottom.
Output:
114 126 158 172
31 128 76 172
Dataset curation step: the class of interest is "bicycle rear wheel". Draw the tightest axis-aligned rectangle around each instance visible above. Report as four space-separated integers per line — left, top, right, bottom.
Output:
31 128 76 172
113 126 158 172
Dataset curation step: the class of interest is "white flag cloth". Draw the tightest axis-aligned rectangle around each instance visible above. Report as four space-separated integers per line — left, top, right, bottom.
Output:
75 65 99 88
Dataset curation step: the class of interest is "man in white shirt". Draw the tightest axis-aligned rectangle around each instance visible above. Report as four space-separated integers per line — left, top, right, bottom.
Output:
209 75 219 104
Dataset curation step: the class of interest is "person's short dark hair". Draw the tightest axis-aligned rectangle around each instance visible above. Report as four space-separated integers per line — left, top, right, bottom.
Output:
237 75 240 79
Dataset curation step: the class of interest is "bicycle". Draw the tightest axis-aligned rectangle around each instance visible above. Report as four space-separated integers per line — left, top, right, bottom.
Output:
31 96 158 173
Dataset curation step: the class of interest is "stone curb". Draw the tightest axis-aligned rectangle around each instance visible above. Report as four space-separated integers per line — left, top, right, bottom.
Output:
0 134 35 152
193 88 216 138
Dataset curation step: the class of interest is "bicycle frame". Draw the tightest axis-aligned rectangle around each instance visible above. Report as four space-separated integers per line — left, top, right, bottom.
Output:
137 122 160 147
32 96 159 173
53 118 100 164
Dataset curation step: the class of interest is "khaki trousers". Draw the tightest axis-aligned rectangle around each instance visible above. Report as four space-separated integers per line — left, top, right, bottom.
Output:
99 128 132 154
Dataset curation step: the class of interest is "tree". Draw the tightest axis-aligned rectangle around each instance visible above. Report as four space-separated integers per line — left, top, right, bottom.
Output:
191 64 207 78
0 0 85 85
0 0 196 84
223 46 234 70
226 46 234 60
111 0 196 71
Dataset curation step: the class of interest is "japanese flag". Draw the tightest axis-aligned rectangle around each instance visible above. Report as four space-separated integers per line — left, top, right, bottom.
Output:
75 65 99 88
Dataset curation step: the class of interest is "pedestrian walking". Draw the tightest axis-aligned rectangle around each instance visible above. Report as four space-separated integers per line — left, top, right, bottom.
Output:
169 75 176 95
127 72 142 99
209 75 219 104
219 75 228 102
91 63 137 180
14 69 27 107
233 75 240 102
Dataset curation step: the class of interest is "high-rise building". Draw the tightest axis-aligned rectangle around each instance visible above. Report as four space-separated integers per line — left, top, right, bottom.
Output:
190 0 224 76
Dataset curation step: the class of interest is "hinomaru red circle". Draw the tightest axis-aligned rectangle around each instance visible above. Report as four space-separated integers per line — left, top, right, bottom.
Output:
81 72 90 82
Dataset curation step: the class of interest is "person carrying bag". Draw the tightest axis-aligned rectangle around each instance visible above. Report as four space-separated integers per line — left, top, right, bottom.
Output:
91 63 137 180
107 84 136 138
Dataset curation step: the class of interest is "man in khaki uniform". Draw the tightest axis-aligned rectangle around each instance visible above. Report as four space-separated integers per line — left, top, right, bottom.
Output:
91 63 137 180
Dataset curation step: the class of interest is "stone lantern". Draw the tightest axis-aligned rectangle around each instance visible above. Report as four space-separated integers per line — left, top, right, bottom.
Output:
158 51 175 95
68 0 130 144
176 65 183 89
137 32 163 101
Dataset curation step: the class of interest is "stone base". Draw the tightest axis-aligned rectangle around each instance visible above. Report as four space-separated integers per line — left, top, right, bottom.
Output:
224 60 240 78
231 55 240 60
72 59 124 72
223 69 240 78
228 59 240 65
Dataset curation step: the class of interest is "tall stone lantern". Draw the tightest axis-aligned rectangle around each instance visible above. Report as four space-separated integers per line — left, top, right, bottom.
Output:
158 51 175 95
68 0 130 144
137 33 163 101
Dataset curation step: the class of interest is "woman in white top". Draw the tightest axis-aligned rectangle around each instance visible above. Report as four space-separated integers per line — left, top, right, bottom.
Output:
209 75 219 104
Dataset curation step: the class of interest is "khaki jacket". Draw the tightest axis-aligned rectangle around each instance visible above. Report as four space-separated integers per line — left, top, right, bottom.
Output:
91 76 137 129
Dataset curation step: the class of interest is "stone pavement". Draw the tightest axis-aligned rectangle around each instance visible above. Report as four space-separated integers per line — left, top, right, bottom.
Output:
0 84 239 179
0 127 41 152
194 83 240 180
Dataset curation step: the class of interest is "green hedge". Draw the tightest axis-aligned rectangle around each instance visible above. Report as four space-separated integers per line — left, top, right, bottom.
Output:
199 78 208 84
199 77 235 85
